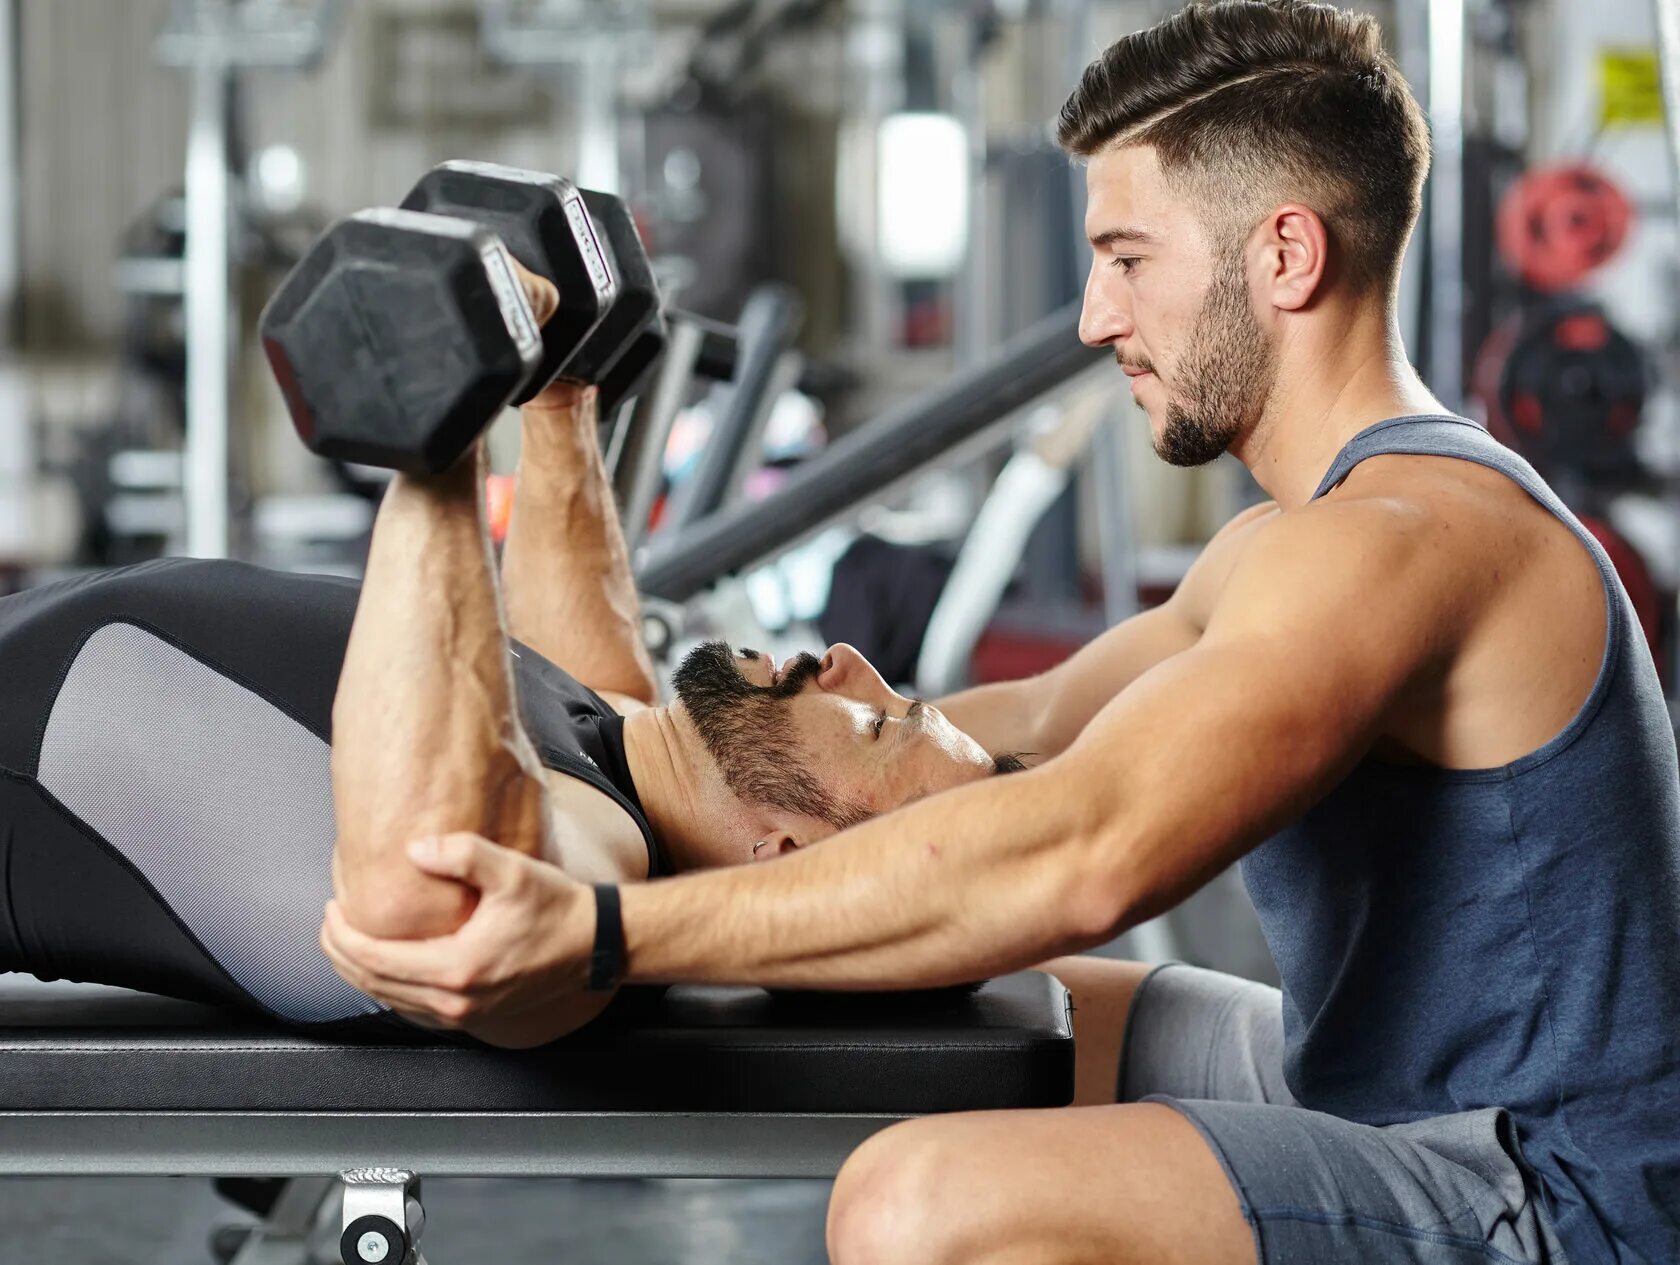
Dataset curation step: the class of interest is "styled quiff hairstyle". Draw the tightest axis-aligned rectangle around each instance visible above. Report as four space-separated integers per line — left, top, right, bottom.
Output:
1057 0 1430 294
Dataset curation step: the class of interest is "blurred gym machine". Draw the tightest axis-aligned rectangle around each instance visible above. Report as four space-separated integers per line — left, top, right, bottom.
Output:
141 0 346 562
637 0 840 324
0 0 45 588
476 0 650 197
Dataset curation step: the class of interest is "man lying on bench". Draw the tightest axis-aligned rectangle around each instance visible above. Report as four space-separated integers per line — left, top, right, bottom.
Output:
0 263 1022 1048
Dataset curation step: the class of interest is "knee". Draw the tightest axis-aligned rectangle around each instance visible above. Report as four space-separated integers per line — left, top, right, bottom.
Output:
827 1124 959 1265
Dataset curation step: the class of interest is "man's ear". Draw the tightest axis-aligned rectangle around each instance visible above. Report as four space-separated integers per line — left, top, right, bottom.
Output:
751 833 803 862
1257 202 1329 312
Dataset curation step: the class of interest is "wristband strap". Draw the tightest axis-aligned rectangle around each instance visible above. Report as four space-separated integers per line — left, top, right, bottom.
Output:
587 884 625 992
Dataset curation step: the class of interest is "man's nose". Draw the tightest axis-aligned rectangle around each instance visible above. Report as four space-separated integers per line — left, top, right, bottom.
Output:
816 643 897 704
1078 273 1131 348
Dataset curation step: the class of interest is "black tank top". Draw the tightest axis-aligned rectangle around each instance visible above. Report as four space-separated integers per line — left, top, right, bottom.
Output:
508 639 670 879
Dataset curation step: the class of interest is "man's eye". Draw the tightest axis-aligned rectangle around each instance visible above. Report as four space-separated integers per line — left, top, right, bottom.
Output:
1110 256 1139 273
874 711 888 738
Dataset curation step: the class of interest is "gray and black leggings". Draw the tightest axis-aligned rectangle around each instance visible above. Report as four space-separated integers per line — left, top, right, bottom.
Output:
0 557 404 1035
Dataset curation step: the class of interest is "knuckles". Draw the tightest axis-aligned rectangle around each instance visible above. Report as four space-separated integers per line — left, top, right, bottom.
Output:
437 994 477 1024
443 964 482 993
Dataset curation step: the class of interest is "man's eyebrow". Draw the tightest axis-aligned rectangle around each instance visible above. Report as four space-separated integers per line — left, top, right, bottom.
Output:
1089 225 1159 248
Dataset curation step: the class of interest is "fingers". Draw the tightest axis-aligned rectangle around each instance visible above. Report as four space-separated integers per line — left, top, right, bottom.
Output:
523 380 597 416
403 831 508 884
508 258 559 327
320 901 544 1030
320 898 470 984
315 838 579 1030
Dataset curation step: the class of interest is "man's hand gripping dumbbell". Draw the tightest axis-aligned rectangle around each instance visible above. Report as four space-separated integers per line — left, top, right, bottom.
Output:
257 166 669 1043
261 163 665 473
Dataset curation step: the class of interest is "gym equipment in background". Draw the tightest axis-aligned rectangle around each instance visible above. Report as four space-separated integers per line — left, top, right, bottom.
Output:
1495 163 1634 294
1494 299 1648 488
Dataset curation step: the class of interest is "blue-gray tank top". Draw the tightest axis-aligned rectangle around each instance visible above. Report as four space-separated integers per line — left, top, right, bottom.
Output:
1241 415 1680 1264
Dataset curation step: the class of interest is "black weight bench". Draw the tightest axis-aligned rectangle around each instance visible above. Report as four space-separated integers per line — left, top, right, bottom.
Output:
0 971 1073 1263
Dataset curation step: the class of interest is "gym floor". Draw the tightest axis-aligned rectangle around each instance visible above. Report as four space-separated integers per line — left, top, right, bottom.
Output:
0 1175 832 1263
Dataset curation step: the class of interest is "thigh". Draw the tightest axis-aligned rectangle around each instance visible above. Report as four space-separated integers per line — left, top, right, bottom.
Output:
1122 961 1295 1106
1150 1096 1568 1264
1040 956 1293 1108
829 1101 1257 1265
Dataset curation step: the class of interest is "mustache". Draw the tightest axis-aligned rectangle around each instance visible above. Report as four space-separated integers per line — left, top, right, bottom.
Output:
763 650 823 697
1115 350 1156 374
721 644 824 698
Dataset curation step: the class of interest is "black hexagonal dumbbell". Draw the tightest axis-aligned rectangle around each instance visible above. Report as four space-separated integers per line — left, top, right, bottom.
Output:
577 187 668 414
260 207 546 474
405 172 674 415
262 166 680 474
398 161 619 403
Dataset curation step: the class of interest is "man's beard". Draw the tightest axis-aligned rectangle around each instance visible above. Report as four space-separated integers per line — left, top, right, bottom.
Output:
1152 254 1277 468
670 640 870 831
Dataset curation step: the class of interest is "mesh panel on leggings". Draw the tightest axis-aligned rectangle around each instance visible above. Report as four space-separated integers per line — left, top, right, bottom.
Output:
36 621 383 1023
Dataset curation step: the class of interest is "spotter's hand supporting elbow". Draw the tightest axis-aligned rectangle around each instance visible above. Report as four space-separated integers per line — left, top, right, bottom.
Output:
319 832 596 1035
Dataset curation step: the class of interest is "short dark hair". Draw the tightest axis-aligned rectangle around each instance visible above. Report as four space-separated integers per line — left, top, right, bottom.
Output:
1056 0 1430 293
992 752 1031 775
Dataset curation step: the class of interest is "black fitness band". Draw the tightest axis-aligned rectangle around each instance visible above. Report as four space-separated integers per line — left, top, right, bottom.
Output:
587 884 625 992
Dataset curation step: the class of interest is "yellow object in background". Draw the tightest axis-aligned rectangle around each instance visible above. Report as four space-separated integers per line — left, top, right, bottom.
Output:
1599 48 1664 127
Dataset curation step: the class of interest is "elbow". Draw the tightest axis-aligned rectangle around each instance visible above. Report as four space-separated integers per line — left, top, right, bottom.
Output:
1058 859 1136 950
332 839 478 942
1044 783 1142 951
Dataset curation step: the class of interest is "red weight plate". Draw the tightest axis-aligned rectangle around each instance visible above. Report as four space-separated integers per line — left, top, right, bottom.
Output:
1496 164 1633 292
1554 312 1610 352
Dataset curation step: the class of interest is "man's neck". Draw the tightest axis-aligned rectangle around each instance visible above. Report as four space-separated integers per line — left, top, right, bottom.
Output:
1232 308 1447 509
618 705 727 872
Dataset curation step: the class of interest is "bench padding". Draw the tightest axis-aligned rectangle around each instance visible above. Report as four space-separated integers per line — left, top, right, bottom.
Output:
0 972 1073 1115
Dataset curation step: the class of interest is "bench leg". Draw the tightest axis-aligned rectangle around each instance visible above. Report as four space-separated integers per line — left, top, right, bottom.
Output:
216 1176 337 1264
338 1167 428 1265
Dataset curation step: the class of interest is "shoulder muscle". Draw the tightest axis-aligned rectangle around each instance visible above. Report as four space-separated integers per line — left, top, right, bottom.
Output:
1205 495 1452 706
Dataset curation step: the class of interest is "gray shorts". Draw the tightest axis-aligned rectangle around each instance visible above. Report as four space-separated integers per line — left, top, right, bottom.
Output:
1121 962 1571 1265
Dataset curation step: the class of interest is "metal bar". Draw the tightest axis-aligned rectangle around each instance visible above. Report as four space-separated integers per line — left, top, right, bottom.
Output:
0 0 18 351
667 285 804 529
1391 0 1430 364
574 39 620 196
722 348 804 506
228 1176 336 1265
678 308 823 394
0 1110 900 1179
182 0 232 559
1656 0 1680 231
1092 403 1139 627
635 301 1103 601
1426 0 1466 407
952 33 989 366
616 317 705 551
1651 0 1680 702
155 0 343 69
